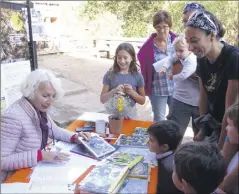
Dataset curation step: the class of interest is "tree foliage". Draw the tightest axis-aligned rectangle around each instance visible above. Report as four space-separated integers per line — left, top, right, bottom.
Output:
79 1 238 45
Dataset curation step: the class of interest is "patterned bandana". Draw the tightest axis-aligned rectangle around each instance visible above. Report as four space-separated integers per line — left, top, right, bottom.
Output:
186 11 218 35
183 2 205 14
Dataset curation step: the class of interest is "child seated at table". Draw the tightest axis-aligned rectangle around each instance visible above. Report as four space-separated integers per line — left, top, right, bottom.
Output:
217 102 239 194
172 141 226 194
147 120 183 194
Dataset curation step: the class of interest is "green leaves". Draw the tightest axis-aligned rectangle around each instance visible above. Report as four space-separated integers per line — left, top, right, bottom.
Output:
80 1 238 44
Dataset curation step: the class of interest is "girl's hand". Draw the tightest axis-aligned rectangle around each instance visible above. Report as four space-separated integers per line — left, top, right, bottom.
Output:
115 84 124 94
124 84 134 96
42 151 70 163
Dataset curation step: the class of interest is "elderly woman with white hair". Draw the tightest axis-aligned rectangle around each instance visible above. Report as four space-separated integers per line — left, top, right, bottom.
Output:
1 69 90 183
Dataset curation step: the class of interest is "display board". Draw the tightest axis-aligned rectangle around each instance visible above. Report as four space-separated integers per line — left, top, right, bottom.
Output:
1 2 32 112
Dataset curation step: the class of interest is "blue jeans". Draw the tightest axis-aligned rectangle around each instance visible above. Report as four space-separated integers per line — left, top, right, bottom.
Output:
149 95 173 122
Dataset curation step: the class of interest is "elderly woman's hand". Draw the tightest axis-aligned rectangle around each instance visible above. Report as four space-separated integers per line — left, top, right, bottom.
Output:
73 132 91 144
42 151 70 163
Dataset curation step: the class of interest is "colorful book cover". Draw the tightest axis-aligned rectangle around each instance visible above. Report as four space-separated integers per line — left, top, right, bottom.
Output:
133 127 148 136
117 146 158 167
79 135 116 158
128 161 150 179
115 134 149 148
78 162 129 194
106 151 143 169
118 178 148 194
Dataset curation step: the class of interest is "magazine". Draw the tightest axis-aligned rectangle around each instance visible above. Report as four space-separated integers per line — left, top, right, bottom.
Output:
118 178 148 194
78 162 129 194
78 135 116 158
115 134 149 148
106 151 143 169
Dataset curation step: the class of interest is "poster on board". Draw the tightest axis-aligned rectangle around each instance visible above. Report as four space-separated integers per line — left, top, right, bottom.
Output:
1 3 31 112
22 7 45 41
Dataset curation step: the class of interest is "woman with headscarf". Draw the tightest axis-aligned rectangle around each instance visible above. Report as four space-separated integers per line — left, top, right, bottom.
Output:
185 11 239 145
182 2 205 27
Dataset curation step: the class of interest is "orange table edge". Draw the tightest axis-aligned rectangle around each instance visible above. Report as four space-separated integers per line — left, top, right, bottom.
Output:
5 119 158 194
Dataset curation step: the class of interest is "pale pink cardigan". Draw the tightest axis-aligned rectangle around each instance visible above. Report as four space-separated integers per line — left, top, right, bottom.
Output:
1 97 75 183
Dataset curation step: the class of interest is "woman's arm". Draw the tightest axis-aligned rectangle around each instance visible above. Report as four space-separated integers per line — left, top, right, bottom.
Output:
47 116 75 143
1 115 38 171
218 80 239 149
199 78 208 116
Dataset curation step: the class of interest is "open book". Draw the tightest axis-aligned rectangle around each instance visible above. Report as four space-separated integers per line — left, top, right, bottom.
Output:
70 143 119 160
71 135 116 159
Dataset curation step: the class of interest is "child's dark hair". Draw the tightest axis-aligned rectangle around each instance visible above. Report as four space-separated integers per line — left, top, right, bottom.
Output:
226 102 239 129
147 120 182 151
112 42 139 74
174 142 226 194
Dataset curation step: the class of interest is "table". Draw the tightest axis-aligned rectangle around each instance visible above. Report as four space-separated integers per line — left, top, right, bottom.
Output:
5 119 157 193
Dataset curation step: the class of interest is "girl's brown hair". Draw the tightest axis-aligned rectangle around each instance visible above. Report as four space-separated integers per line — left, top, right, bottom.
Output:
112 42 139 75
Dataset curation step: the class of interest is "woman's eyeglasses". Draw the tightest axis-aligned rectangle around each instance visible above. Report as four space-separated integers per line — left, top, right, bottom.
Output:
154 25 169 30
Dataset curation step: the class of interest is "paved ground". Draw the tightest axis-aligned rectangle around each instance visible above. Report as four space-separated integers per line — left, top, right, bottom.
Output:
38 53 193 141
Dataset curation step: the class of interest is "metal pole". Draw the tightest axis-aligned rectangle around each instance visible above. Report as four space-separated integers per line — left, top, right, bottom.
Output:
26 0 37 70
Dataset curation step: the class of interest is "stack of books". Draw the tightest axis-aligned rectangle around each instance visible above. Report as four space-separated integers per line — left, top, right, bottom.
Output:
77 127 154 193
78 151 143 193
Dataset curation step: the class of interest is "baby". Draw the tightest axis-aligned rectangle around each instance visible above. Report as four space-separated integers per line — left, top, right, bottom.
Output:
153 34 200 137
153 34 197 81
